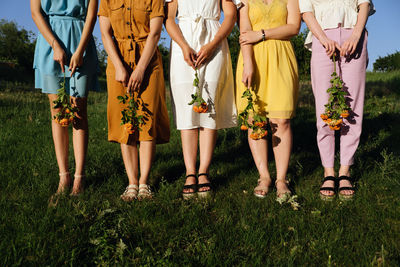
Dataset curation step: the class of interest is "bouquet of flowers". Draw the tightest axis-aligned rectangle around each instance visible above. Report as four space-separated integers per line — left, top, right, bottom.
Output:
117 92 146 135
52 75 78 127
238 87 268 140
188 70 208 113
320 55 351 130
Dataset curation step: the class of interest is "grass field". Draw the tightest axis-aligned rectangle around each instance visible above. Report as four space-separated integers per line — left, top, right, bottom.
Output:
0 72 400 266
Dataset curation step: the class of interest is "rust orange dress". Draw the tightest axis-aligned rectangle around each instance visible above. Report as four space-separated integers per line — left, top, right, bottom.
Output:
98 0 170 144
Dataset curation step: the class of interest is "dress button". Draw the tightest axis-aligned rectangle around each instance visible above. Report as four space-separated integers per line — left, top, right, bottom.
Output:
127 7 131 10
128 36 131 39
126 22 130 25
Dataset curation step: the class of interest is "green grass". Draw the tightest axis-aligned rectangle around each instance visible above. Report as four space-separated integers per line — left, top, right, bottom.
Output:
1 72 400 265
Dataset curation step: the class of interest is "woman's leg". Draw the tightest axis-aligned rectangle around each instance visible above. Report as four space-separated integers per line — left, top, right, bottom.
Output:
138 140 156 184
269 118 292 194
121 143 139 185
248 129 272 195
198 128 217 190
48 94 71 193
70 96 88 194
181 129 199 193
311 30 341 196
338 29 368 195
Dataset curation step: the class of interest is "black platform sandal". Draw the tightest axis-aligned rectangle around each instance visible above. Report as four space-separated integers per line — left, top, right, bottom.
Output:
319 176 337 201
337 175 356 201
182 174 197 200
197 173 212 198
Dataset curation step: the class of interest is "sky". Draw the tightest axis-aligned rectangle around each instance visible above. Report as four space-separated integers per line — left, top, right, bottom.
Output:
0 0 399 70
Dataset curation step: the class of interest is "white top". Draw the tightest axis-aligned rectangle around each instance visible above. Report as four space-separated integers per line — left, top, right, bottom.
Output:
167 0 238 130
299 0 375 50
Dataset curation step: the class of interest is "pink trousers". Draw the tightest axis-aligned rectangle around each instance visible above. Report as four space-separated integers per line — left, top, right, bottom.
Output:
311 27 368 167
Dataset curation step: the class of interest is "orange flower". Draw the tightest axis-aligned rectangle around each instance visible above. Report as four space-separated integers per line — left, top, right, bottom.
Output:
341 110 349 118
254 121 266 128
65 108 71 114
320 114 328 120
335 119 343 125
249 133 259 140
240 125 248 131
60 118 69 127
261 130 268 137
125 123 133 130
200 102 208 113
193 105 199 113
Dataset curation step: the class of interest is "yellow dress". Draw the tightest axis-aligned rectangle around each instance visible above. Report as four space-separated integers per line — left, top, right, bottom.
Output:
236 0 299 119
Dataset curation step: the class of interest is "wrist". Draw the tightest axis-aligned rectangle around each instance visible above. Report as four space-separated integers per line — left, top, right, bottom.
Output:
352 27 363 38
260 29 265 41
74 49 84 57
52 40 61 51
134 65 145 73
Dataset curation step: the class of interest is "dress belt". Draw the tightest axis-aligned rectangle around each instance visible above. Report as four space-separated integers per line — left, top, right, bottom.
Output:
115 36 147 67
48 15 84 21
178 15 219 49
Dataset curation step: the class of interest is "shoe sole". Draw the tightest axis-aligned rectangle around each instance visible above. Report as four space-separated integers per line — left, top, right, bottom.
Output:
197 191 211 198
182 193 197 200
319 193 335 201
254 192 267 199
338 194 354 201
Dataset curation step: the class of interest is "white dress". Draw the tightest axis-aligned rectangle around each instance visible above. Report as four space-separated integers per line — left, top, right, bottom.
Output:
168 0 239 130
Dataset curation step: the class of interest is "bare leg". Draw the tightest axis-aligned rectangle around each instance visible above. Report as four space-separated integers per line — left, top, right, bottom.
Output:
270 118 292 195
121 143 139 185
138 140 156 184
70 97 88 194
248 128 271 196
181 129 199 193
198 128 217 191
48 94 71 193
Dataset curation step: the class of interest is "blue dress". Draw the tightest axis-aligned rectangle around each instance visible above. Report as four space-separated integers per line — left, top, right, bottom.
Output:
33 0 99 97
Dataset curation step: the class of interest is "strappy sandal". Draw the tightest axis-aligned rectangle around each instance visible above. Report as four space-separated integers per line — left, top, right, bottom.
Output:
275 179 292 202
253 178 271 198
319 176 336 201
337 175 356 201
182 174 197 200
120 184 139 202
138 184 153 200
70 174 85 196
197 173 212 198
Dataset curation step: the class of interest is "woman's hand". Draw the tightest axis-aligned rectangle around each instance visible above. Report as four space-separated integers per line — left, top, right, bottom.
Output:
115 65 129 87
195 43 216 68
182 45 197 69
242 63 254 89
127 66 145 93
319 36 341 57
340 32 361 57
53 42 67 73
239 30 263 45
69 51 83 76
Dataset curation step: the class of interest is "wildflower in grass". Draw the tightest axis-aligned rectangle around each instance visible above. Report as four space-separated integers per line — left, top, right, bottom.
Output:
320 54 352 131
188 70 208 113
238 87 268 140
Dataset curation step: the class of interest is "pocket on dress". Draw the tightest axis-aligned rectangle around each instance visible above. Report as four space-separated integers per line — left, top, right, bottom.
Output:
132 0 151 29
109 1 125 37
133 0 152 12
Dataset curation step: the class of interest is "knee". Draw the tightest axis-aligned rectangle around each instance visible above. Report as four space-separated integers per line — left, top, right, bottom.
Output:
269 118 291 131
